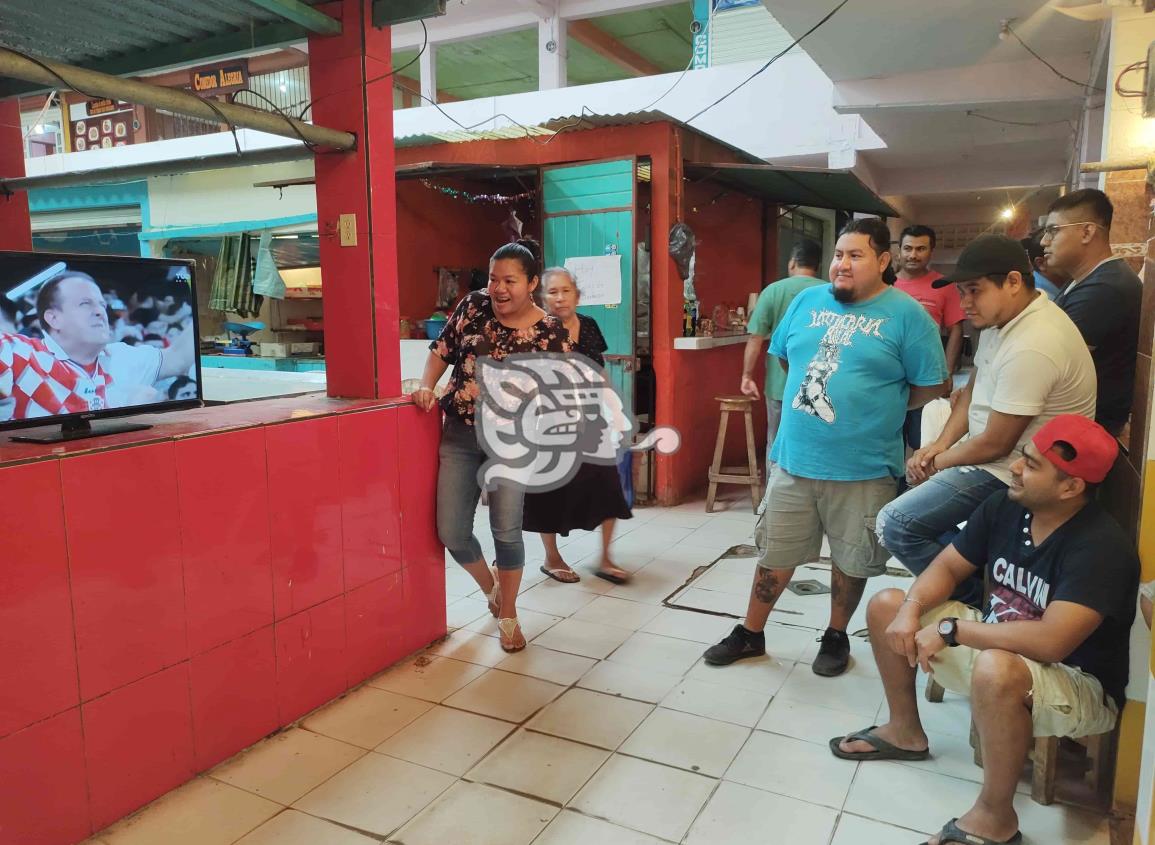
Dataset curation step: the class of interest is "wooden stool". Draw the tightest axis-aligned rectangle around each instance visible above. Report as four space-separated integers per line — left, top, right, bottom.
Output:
705 395 761 513
969 720 1118 806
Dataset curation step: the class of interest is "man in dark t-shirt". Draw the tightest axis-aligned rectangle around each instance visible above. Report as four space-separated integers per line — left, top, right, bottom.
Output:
1042 189 1142 435
829 415 1138 845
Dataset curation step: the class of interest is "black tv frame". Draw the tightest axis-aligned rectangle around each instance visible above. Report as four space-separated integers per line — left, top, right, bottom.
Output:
0 251 203 443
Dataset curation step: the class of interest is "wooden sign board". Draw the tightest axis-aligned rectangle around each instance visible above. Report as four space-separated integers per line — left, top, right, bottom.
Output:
190 60 249 97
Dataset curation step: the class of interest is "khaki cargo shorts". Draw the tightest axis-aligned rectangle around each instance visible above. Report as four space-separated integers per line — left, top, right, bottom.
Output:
922 601 1119 739
754 465 897 578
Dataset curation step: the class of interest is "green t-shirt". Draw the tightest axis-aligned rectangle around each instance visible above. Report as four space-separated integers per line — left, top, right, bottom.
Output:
747 274 826 400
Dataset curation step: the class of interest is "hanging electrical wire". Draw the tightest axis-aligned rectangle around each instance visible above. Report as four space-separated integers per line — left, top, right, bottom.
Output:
682 0 852 126
1004 21 1105 93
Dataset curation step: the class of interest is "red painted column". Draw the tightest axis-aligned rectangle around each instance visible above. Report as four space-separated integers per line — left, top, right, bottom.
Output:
309 0 401 399
0 99 33 251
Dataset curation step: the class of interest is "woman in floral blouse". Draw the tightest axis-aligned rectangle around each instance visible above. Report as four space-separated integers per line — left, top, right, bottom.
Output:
414 238 570 652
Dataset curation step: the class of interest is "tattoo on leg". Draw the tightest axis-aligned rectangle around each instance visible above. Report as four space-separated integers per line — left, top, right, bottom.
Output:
830 567 867 618
753 568 790 604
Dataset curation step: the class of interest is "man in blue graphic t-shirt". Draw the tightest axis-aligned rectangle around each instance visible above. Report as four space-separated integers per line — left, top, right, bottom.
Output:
705 218 948 677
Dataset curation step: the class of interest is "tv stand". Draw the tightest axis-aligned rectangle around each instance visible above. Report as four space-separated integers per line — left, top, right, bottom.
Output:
10 418 153 444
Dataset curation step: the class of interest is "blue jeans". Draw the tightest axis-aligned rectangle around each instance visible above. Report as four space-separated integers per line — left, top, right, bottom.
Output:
875 466 1006 607
436 416 526 571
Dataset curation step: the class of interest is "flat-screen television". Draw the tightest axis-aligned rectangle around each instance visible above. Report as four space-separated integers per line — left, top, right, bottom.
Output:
0 251 201 443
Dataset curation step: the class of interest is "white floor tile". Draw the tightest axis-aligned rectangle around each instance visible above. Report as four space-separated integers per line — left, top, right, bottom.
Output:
571 596 664 630
576 660 684 704
426 630 510 668
368 654 488 703
532 810 672 845
465 607 563 641
527 687 653 749
445 567 482 599
639 607 737 644
1012 792 1112 844
517 580 600 616
393 782 556 845
724 730 858 809
684 652 795 696
209 728 365 805
446 596 493 629
570 754 717 843
293 754 454 836
843 761 977 835
495 643 597 685
775 662 886 718
233 810 379 845
620 708 750 777
660 678 772 727
302 687 432 749
691 565 755 595
685 781 838 845
533 617 635 659
376 706 515 776
100 778 281 845
467 729 610 804
756 697 869 747
443 669 565 723
830 813 929 845
606 631 706 676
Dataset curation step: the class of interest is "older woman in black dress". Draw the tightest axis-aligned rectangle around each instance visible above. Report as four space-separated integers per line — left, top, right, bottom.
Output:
523 267 633 584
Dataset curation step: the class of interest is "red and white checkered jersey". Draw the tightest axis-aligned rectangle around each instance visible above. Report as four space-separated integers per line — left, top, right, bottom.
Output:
0 332 161 421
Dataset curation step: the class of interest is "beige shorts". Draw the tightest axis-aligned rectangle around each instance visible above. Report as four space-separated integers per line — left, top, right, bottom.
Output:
921 602 1119 739
754 465 897 578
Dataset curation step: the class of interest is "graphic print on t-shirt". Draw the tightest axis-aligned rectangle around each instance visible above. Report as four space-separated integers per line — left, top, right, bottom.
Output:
792 310 889 424
985 556 1052 623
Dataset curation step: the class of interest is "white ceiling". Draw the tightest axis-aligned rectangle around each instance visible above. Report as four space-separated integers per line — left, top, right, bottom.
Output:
762 0 1109 221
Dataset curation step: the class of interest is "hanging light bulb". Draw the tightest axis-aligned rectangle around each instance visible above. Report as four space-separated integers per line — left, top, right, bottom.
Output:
1000 206 1015 221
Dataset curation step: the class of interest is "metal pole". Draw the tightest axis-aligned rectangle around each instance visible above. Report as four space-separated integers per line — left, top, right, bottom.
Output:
0 47 356 151
0 145 317 192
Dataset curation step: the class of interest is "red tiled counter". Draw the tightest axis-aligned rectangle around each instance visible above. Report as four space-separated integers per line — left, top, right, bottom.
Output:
0 397 445 845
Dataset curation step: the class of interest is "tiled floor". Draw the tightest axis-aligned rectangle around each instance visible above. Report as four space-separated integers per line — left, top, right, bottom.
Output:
84 493 1113 845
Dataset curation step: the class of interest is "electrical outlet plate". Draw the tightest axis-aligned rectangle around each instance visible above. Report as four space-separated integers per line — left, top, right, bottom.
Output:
338 214 357 247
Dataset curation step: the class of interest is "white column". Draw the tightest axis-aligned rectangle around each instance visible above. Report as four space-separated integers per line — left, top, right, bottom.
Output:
538 14 567 90
420 43 437 105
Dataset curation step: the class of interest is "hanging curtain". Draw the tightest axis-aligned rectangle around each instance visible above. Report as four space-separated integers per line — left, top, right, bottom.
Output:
209 234 262 318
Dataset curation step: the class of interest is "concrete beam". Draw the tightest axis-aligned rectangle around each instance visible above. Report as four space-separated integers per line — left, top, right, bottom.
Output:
568 20 661 76
394 74 461 103
391 0 681 50
539 12 568 90
833 58 1091 114
876 160 1068 197
420 43 438 104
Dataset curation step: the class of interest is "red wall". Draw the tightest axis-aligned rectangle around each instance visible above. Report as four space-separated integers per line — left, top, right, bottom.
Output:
665 183 774 502
395 180 536 323
0 404 444 845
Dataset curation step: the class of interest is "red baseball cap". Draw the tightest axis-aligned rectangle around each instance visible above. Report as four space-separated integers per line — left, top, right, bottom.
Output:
1032 415 1118 483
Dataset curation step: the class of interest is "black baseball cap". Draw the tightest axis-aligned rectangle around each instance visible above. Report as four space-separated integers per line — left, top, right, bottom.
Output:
931 234 1033 288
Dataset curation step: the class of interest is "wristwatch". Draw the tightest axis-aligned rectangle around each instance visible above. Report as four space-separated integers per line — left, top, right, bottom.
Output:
937 617 960 648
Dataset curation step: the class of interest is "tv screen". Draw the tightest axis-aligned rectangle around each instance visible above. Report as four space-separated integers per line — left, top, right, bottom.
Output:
0 251 200 433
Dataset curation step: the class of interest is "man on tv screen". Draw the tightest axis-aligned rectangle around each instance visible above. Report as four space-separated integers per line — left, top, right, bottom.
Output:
0 271 196 421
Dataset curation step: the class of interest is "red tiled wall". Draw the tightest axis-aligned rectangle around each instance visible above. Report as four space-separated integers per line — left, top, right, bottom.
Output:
0 405 444 845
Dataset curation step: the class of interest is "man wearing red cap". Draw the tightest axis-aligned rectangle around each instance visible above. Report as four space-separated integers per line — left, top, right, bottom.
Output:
830 415 1138 845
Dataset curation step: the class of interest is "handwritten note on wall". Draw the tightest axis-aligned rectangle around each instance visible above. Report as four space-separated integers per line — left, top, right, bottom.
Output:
562 254 623 307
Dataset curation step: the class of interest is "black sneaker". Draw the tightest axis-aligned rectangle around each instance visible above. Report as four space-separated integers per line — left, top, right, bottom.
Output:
703 625 766 666
812 627 850 677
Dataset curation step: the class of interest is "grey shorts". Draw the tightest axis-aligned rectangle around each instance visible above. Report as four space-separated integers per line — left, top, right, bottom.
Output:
755 465 897 578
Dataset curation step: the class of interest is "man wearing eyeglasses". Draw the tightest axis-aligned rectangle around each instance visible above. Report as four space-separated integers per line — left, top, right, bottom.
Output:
1041 189 1141 436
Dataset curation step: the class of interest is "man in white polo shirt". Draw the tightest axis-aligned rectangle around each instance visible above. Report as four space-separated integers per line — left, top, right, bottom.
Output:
876 235 1096 607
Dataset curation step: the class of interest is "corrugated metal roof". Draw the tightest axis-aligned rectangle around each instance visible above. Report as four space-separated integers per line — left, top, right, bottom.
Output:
396 111 893 216
0 0 311 66
684 162 897 217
